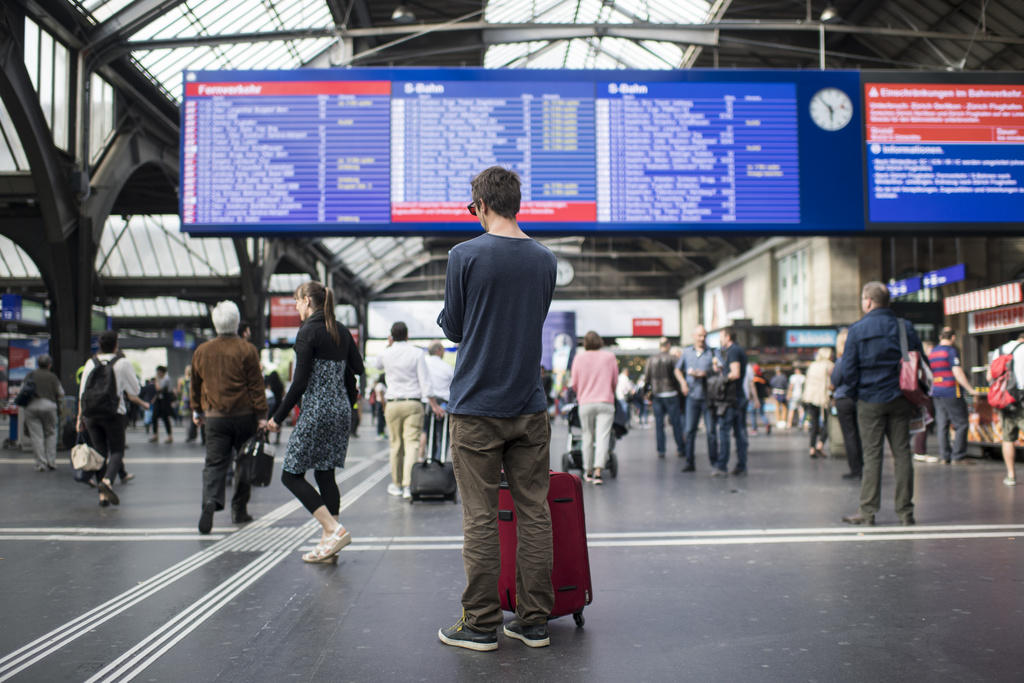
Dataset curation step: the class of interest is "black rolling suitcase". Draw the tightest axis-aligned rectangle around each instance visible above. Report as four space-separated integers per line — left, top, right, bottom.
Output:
410 413 457 503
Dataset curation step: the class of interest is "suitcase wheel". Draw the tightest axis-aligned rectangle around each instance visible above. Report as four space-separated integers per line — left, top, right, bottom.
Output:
573 610 584 628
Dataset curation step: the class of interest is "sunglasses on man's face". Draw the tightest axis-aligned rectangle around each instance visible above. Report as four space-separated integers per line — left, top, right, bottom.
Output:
467 202 478 216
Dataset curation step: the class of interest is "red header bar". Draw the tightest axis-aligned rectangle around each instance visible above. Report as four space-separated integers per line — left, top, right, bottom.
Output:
865 82 1024 144
185 81 391 97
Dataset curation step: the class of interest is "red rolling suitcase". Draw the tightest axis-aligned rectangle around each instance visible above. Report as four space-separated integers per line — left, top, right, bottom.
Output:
497 471 592 627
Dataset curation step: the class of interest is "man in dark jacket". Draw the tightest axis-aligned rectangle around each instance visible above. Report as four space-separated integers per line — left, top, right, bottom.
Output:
644 337 685 459
835 282 925 526
191 301 268 533
831 328 863 481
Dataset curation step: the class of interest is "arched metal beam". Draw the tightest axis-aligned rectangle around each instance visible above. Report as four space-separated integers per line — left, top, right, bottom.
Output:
84 124 179 243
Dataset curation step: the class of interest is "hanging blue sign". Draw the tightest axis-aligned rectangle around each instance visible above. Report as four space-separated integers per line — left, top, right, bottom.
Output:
921 263 966 289
888 277 922 298
1 294 21 321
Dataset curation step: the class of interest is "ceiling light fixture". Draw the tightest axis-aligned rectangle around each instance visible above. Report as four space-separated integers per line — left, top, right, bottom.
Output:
391 4 416 24
819 4 841 24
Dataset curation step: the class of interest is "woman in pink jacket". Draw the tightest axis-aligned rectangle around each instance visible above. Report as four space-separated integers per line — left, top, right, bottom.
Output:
570 331 619 484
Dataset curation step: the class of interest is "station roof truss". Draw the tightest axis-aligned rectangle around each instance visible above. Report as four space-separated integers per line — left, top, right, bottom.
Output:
4 0 1024 330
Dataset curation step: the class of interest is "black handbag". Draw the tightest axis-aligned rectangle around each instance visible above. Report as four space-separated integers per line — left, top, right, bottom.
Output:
242 429 275 487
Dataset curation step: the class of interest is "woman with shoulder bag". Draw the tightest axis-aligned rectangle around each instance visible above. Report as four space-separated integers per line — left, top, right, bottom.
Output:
803 347 835 459
267 281 365 563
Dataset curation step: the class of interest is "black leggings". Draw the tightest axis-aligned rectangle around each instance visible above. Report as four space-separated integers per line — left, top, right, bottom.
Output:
281 470 340 515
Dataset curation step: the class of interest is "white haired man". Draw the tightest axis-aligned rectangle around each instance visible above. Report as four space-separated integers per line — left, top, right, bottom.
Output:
191 301 268 533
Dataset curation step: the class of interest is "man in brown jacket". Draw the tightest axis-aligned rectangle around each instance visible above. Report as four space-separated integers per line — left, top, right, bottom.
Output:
191 300 268 534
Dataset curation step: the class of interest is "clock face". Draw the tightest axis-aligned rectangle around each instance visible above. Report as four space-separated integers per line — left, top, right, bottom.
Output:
555 260 574 287
809 87 853 131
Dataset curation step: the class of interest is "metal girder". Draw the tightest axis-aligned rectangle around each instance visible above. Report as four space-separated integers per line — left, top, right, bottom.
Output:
330 20 1024 48
99 276 242 299
0 7 77 242
482 25 719 47
124 28 336 52
86 0 188 55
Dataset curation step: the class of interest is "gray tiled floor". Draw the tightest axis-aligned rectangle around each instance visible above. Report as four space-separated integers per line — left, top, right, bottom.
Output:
1 418 1021 682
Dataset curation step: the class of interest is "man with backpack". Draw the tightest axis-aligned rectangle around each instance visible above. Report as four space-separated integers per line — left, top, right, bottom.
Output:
990 329 1024 487
77 330 151 506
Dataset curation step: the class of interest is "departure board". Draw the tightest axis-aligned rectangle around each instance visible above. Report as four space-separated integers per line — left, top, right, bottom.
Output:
865 81 1024 223
597 82 799 223
180 68 872 235
391 81 595 222
182 80 391 225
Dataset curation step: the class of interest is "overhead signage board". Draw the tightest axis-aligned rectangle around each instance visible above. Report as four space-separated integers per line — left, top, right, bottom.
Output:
180 68 864 235
864 73 1024 229
888 276 922 298
921 263 966 289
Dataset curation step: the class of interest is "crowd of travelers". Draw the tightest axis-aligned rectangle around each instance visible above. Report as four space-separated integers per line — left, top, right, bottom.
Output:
5 168 1019 653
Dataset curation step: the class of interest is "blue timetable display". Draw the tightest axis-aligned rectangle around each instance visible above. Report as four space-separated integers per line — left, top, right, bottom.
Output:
390 81 596 222
180 68 870 235
597 82 799 223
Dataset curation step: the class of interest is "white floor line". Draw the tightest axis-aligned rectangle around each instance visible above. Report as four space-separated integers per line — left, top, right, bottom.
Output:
90 464 391 683
0 535 227 542
0 527 238 535
0 451 389 681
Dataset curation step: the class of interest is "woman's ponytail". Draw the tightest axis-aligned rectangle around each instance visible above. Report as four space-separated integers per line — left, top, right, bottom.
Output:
323 287 341 345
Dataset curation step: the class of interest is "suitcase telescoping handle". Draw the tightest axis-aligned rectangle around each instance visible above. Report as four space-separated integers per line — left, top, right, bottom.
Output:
426 409 449 464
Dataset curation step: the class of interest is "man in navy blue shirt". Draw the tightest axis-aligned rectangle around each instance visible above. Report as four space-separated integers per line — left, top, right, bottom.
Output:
436 167 557 652
835 282 925 526
675 324 718 472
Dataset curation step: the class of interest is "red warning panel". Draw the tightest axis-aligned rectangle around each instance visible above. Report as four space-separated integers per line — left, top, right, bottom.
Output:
865 83 1024 144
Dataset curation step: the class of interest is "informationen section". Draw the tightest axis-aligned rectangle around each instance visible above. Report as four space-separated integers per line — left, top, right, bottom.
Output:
181 80 391 226
596 81 800 223
390 81 595 222
865 83 1024 222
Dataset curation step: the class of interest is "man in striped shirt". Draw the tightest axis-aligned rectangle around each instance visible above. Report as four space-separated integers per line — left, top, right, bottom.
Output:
928 327 977 465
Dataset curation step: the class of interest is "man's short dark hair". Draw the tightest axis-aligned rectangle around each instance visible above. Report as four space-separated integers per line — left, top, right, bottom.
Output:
391 321 409 342
862 281 891 308
156 365 167 373
99 330 118 353
471 166 521 219
939 326 955 341
722 327 735 343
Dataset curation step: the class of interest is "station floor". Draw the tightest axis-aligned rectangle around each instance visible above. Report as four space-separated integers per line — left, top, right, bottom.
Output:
1 416 1022 682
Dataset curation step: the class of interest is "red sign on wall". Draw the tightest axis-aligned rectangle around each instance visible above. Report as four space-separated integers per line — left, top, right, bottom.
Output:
270 296 301 329
632 318 663 337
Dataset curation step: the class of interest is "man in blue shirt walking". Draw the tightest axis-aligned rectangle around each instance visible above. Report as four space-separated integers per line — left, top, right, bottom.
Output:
835 282 925 526
436 167 557 652
928 327 977 464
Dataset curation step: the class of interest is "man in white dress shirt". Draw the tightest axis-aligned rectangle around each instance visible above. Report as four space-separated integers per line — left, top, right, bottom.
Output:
376 322 432 499
421 341 454 460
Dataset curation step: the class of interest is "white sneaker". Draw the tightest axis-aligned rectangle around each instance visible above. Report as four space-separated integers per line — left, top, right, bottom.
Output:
402 486 412 499
387 483 402 496
1004 477 1017 487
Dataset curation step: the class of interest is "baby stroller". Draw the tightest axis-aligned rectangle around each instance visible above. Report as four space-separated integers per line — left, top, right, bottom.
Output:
560 402 625 478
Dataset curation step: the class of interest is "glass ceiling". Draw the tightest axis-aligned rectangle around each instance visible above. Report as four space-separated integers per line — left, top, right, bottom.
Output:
483 0 716 69
96 215 238 278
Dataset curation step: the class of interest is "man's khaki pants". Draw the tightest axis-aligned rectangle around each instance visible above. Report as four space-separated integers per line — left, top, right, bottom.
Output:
450 411 554 632
385 400 424 487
